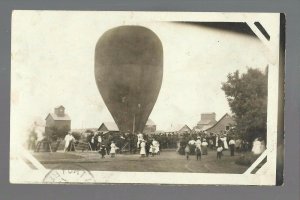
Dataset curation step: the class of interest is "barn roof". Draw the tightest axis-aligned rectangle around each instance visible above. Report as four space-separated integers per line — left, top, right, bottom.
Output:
46 113 71 121
206 113 233 131
197 119 214 125
166 124 190 132
99 122 119 131
200 124 214 130
179 125 192 132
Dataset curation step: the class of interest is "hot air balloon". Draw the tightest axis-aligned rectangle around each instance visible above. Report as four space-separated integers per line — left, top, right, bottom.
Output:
95 26 163 134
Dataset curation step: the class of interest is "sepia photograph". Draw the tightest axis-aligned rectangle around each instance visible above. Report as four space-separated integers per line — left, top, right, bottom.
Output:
10 11 284 185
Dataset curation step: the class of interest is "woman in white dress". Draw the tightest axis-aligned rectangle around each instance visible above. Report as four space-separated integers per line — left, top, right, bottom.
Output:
152 139 158 155
201 139 208 155
155 141 160 155
137 133 144 148
252 138 265 155
220 136 228 150
64 132 74 152
195 137 202 149
140 140 146 157
110 141 117 158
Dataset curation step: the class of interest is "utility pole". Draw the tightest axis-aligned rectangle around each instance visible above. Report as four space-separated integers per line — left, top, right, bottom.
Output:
132 103 141 135
132 114 135 135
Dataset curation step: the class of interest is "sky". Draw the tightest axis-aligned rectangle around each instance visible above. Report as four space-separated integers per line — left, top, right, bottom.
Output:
11 11 269 138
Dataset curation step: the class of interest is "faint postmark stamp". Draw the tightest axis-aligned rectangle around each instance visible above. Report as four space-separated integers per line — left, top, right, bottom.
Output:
43 164 95 183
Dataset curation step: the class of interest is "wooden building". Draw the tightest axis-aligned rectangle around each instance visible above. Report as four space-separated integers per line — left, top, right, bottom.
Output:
205 113 235 135
45 105 71 137
98 122 119 133
143 118 156 133
166 124 192 135
196 112 217 131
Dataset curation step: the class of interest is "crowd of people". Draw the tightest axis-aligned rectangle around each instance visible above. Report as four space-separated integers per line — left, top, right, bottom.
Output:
85 131 162 158
28 127 258 160
180 135 241 160
80 130 247 160
136 134 161 157
83 130 177 154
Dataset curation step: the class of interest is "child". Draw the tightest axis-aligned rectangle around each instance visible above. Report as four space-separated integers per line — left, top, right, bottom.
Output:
98 144 107 158
217 145 223 160
110 141 117 158
151 144 156 157
149 144 153 156
185 144 190 160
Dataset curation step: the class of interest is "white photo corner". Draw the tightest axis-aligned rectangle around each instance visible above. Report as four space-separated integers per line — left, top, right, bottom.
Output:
10 11 285 185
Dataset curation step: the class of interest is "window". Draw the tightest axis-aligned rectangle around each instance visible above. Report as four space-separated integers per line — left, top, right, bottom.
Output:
225 126 230 131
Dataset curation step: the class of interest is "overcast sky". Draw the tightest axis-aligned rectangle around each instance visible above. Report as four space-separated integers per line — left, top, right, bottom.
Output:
11 12 269 136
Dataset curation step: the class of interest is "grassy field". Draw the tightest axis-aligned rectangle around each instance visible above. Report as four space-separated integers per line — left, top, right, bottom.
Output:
33 149 249 173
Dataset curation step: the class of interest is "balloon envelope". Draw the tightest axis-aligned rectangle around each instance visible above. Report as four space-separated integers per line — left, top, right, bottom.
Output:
95 26 163 133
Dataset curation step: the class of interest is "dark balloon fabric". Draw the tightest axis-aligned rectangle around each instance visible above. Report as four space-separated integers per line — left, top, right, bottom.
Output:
95 26 163 134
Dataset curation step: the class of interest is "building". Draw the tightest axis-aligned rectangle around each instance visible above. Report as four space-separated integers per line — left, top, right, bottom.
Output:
205 113 235 135
178 125 192 134
98 119 157 134
143 118 156 133
98 122 119 133
45 105 71 136
195 112 218 131
166 124 192 135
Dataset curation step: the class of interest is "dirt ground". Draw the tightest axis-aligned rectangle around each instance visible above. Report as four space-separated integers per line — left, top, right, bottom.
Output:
33 149 248 173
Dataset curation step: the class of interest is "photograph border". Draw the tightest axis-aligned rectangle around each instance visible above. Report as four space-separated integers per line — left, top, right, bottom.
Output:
9 11 284 186
1 0 300 199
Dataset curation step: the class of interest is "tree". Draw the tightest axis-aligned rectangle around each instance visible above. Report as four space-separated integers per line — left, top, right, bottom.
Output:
221 68 268 143
48 125 70 141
